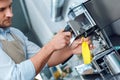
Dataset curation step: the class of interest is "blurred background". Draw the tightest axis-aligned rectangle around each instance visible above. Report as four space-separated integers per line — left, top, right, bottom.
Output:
12 0 120 80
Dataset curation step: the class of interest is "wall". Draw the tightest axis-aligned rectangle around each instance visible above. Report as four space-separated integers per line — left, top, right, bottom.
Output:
23 0 87 45
12 0 29 33
12 0 42 46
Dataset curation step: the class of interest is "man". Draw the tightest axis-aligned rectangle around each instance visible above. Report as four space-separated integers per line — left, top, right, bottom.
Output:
0 0 92 80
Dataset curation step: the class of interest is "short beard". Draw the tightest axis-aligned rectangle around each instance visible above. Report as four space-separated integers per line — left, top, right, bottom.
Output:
0 18 12 28
0 25 11 28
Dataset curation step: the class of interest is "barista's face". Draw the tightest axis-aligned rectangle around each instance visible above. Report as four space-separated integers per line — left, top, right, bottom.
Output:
0 0 13 28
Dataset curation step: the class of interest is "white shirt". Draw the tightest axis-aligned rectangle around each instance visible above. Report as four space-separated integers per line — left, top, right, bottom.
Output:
0 27 41 80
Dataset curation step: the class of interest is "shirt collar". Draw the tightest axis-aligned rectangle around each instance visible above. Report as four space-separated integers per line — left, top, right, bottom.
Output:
0 27 10 34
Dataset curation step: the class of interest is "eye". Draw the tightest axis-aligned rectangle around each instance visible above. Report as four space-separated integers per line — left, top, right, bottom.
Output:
0 3 12 12
9 4 12 8
0 8 5 12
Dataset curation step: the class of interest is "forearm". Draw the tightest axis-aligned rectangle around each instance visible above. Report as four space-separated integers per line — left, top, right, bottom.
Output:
47 46 73 67
30 30 72 74
30 42 54 74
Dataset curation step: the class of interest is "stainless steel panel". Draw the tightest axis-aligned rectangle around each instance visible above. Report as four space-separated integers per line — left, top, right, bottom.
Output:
84 0 120 28
105 52 120 75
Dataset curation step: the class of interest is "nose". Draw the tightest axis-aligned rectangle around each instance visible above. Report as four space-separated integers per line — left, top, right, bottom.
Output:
5 8 13 18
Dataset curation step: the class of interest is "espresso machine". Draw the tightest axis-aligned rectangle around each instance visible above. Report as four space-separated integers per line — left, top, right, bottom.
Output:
64 0 120 80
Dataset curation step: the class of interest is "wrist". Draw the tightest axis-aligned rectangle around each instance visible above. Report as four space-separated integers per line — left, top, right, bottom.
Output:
45 41 56 53
66 46 74 55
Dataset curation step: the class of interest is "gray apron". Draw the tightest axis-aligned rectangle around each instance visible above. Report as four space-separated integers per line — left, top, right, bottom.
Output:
0 33 25 64
0 33 39 80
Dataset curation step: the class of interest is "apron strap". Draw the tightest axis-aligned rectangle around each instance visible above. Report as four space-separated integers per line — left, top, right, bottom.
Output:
0 32 25 64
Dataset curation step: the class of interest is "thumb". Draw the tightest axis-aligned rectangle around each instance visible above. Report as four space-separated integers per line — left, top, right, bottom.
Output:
58 29 64 33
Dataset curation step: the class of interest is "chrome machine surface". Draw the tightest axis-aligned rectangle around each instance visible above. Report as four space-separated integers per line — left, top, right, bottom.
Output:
64 0 120 80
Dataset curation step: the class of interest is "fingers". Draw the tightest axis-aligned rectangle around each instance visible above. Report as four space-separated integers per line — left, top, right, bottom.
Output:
58 29 72 37
82 37 90 42
58 29 64 33
64 36 70 44
58 29 72 44
70 38 82 49
73 37 94 49
89 44 95 49
82 37 91 43
82 37 94 50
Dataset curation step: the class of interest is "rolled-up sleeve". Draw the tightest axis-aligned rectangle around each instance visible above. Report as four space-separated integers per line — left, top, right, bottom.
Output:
12 60 36 80
0 48 36 80
0 28 41 80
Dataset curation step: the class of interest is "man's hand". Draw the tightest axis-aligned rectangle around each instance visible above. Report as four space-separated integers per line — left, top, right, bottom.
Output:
49 30 72 50
70 37 94 54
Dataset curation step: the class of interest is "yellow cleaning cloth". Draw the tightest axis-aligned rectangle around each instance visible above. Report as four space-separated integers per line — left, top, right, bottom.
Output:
82 39 92 64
